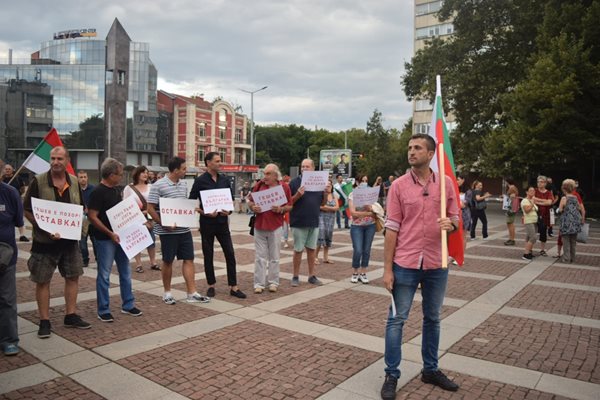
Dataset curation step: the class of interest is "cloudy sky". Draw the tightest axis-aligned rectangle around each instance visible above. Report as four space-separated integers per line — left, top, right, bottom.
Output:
0 0 415 132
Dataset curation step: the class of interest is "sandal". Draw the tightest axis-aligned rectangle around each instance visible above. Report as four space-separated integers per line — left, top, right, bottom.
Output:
324 260 335 264
150 264 161 271
314 259 321 265
135 266 144 273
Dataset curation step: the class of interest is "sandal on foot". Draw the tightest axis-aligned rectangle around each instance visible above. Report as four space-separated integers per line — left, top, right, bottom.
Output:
135 266 144 273
150 264 161 271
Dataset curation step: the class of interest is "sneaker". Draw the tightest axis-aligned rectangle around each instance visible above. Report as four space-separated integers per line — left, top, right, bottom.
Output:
37 320 51 338
97 313 114 323
421 369 459 391
291 276 300 287
358 273 369 284
504 240 515 246
121 307 143 317
482 237 489 240
186 293 210 303
230 289 247 299
268 284 278 293
206 287 216 297
350 273 359 283
522 253 534 261
64 314 91 329
539 250 547 256
470 237 477 241
254 287 263 294
380 374 398 400
163 295 176 305
308 275 323 286
283 242 289 248
19 235 29 242
3 343 19 356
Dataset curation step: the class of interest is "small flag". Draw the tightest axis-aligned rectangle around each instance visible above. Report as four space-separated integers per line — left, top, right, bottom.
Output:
429 75 465 266
21 128 76 175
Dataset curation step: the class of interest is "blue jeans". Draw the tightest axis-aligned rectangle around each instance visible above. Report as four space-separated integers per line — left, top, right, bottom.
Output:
384 264 448 378
336 210 349 229
350 224 376 268
95 239 135 315
79 231 97 264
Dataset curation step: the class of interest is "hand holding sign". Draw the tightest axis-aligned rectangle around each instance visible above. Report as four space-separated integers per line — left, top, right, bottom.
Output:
160 198 200 228
251 185 288 213
31 198 84 241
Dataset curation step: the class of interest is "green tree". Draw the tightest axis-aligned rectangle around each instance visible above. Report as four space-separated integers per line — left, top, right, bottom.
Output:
64 114 105 149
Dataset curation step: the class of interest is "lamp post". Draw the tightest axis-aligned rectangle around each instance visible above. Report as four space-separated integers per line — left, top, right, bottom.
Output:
240 86 267 165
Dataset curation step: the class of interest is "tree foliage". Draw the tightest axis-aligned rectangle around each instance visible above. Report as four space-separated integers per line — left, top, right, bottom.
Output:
63 114 105 149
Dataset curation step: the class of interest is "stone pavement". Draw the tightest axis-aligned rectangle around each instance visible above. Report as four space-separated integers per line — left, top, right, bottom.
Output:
1 206 599 399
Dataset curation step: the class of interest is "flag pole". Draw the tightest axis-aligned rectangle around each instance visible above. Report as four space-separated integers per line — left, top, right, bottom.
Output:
7 163 29 186
439 142 448 268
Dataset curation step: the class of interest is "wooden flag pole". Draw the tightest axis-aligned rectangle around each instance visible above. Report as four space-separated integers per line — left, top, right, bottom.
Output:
439 143 448 269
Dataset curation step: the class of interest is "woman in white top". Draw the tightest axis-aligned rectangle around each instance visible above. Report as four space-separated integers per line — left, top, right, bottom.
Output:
123 166 159 273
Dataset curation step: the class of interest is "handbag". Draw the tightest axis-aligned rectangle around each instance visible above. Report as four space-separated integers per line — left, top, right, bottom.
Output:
248 214 256 236
577 223 589 243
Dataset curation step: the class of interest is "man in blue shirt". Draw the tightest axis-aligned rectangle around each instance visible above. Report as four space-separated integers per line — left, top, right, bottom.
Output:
77 170 96 267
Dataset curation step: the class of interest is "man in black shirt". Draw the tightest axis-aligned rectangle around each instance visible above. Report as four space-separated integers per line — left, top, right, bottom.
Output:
2 164 29 242
189 152 246 299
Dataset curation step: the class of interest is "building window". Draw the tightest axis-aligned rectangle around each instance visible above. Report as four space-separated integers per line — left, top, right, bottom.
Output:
415 99 433 111
416 23 454 40
106 70 113 85
219 147 226 161
219 109 227 122
415 1 443 16
235 128 242 142
219 126 226 140
414 123 430 134
235 149 243 164
197 123 206 137
117 70 126 85
198 146 205 163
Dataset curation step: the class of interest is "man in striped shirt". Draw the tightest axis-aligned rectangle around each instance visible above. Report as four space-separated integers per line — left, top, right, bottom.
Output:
147 157 209 305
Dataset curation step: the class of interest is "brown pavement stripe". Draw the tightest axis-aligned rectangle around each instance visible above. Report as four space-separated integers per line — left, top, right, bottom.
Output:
568 254 600 267
279 260 361 282
538 267 600 287
117 320 381 400
448 314 600 384
398 371 572 400
460 258 525 277
0 348 40 375
507 286 600 319
16 275 111 304
230 233 256 245
129 259 201 282
172 271 313 306
574 244 600 254
485 238 530 247
277 290 458 339
467 245 536 259
0 376 105 400
15 258 28 273
18 291 218 349
335 248 385 262
209 247 255 265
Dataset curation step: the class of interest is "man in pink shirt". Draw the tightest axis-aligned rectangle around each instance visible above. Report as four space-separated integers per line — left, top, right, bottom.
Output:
380 134 460 400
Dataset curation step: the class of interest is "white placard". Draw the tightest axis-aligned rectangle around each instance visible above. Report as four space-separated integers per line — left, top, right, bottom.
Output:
118 223 154 259
199 189 234 214
251 185 288 213
352 186 381 207
300 171 329 192
160 198 200 228
31 197 84 241
106 196 147 233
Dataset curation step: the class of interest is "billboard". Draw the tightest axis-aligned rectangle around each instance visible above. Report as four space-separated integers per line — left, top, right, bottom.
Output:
320 149 352 178
54 28 97 40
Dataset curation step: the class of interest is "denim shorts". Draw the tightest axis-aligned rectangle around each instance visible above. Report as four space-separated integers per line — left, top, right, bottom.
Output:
28 242 83 283
159 231 194 262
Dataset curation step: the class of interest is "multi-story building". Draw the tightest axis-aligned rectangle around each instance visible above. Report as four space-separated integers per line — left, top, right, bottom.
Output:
0 19 164 175
412 0 456 135
157 90 256 192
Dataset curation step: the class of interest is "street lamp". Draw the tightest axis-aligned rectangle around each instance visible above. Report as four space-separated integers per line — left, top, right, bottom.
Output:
239 86 268 165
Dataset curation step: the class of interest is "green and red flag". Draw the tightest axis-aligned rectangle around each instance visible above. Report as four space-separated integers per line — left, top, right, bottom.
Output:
429 75 464 266
21 128 75 175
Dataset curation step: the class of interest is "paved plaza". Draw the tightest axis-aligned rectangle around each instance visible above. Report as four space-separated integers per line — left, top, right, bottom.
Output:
1 206 599 399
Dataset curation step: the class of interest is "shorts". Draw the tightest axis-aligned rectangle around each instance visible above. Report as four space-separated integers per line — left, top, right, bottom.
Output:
28 243 84 284
505 211 516 224
159 231 194 263
524 223 538 245
293 227 319 252
147 225 156 249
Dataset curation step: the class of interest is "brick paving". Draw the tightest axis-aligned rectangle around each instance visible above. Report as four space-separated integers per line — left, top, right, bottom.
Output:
0 377 105 400
568 253 600 267
466 246 533 259
335 247 385 262
118 320 381 400
538 267 600 287
0 349 39 374
449 315 600 383
460 257 525 277
445 275 500 301
507 286 600 319
397 372 572 400
16 275 108 304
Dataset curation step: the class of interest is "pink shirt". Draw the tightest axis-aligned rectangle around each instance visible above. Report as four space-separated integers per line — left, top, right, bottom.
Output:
385 170 459 270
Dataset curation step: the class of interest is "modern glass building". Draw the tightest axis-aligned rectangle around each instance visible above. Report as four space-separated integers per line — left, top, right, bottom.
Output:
0 19 163 171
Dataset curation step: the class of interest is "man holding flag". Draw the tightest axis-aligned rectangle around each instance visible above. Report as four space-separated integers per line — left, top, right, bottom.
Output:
380 77 462 398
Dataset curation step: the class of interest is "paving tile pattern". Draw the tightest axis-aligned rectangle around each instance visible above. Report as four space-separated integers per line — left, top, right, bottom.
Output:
16 276 107 304
574 244 600 254
507 286 600 319
0 349 39 374
278 290 458 339
449 315 600 383
397 372 571 400
538 267 600 287
460 258 524 277
569 254 600 267
279 261 359 282
445 276 500 301
0 377 104 400
118 320 381 400
467 246 533 259
15 258 28 273
128 260 193 282
19 291 218 349
335 248 385 263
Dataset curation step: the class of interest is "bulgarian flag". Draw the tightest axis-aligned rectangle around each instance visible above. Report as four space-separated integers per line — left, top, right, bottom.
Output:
22 128 76 175
429 75 464 266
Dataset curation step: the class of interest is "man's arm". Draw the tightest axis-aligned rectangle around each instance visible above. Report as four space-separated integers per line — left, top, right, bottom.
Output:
382 228 398 292
188 177 201 200
87 209 119 242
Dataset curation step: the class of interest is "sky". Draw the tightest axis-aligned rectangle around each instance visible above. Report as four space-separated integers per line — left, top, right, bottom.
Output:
0 0 415 132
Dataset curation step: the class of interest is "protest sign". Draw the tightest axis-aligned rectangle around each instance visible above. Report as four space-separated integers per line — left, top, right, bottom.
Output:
106 196 147 233
31 197 84 240
160 198 200 228
251 185 288 213
352 186 381 207
300 171 329 192
118 223 154 259
200 189 234 214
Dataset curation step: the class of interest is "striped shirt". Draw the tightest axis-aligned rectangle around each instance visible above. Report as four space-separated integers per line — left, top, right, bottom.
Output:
148 176 190 235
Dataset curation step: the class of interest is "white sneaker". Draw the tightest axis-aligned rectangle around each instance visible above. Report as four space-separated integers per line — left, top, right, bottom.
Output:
186 293 210 303
358 273 369 284
350 274 359 283
268 284 278 293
